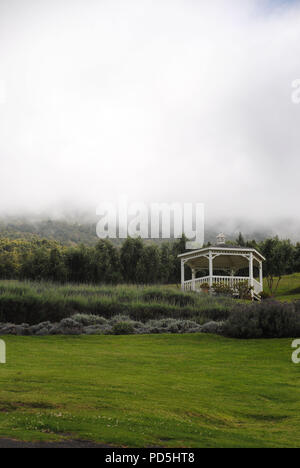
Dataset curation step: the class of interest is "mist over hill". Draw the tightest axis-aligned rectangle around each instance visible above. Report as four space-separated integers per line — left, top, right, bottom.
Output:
0 214 298 246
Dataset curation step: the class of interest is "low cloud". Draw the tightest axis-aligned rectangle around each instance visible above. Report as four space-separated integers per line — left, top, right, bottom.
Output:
0 0 299 235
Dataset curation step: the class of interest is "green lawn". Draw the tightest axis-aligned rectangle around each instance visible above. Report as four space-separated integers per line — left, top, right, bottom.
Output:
0 334 299 447
265 273 300 302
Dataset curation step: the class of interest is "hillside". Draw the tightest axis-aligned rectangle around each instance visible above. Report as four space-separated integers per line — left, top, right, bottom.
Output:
0 217 273 246
268 273 300 302
0 219 99 246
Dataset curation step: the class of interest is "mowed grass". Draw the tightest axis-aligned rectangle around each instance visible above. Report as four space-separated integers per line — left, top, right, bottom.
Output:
265 273 300 302
0 334 299 447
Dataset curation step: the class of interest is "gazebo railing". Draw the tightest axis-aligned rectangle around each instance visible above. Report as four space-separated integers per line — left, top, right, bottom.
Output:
213 276 251 289
184 276 210 291
183 276 262 294
253 279 262 295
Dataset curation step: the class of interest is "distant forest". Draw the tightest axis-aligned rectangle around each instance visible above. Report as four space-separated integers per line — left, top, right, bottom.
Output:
0 228 299 285
0 218 99 246
0 217 275 246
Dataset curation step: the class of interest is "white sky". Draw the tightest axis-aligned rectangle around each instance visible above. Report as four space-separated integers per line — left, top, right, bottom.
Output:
0 0 300 231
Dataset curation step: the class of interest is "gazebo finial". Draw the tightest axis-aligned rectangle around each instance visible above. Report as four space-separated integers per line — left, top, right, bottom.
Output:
216 233 226 245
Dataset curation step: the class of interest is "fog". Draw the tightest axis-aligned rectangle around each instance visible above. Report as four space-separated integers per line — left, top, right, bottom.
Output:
0 0 300 236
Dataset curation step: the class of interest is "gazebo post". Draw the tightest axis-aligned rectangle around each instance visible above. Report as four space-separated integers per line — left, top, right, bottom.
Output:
230 269 235 287
249 252 254 300
209 251 213 289
181 260 185 291
192 269 196 291
259 261 263 290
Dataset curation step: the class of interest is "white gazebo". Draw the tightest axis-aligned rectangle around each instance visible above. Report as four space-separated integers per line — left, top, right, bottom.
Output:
178 235 265 301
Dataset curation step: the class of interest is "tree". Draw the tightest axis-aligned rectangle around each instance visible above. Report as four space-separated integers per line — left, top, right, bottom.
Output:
136 245 161 284
0 250 19 279
293 243 300 272
21 247 51 281
261 237 295 295
236 232 246 247
120 237 144 283
90 240 122 284
65 245 90 283
246 239 259 249
48 248 67 282
170 235 188 284
159 243 175 284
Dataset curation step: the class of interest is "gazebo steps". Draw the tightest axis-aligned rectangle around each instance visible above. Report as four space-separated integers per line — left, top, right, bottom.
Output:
253 292 262 302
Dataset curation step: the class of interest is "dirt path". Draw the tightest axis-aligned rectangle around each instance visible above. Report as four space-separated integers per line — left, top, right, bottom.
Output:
0 438 112 448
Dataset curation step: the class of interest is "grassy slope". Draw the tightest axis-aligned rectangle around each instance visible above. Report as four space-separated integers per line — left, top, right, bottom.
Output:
0 334 299 448
265 273 300 302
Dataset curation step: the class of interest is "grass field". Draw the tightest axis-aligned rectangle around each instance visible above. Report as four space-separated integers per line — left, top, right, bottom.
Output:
266 273 300 302
0 333 299 448
0 275 299 447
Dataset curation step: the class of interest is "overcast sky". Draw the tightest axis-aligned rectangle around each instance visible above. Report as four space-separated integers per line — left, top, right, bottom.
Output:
0 0 300 233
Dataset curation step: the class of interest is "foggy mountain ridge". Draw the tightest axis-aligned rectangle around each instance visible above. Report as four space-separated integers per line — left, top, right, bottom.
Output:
0 214 299 246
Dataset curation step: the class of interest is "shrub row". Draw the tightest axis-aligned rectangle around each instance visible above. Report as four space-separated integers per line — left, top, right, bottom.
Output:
2 299 300 339
223 300 300 338
0 314 221 336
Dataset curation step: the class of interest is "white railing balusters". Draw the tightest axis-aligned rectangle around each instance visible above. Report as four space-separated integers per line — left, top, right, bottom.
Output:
183 275 262 295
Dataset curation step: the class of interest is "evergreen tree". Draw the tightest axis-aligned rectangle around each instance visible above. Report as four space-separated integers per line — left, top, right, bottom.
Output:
120 237 144 283
91 240 122 284
136 245 161 284
236 232 246 246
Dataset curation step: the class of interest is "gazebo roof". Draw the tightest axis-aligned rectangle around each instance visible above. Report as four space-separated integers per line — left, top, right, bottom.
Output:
178 245 265 271
212 244 258 250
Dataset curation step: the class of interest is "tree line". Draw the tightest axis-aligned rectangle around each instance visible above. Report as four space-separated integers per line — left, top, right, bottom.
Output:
0 234 299 289
0 236 187 285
